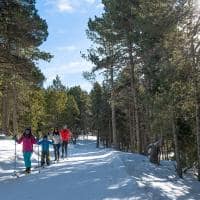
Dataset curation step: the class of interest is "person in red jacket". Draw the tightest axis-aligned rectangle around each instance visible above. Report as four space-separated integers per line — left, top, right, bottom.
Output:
60 125 71 158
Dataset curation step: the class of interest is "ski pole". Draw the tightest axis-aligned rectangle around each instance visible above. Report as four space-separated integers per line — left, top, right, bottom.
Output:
68 142 70 158
38 144 40 169
14 137 17 174
69 140 71 157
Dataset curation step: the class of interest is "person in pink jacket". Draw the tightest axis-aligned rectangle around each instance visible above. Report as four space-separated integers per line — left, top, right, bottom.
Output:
17 128 37 173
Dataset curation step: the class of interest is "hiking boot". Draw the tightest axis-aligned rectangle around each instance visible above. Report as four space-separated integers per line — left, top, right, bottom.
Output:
25 167 31 174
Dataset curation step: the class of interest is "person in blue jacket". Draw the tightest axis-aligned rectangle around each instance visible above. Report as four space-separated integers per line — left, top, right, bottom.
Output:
38 135 53 167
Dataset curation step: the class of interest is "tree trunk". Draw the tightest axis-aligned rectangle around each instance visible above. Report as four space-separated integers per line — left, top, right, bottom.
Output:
2 84 10 135
111 100 117 148
128 41 141 153
108 119 112 147
191 31 200 180
128 99 134 151
172 111 182 178
166 140 169 160
96 129 100 148
12 81 18 136
195 86 200 180
110 67 118 149
134 93 141 152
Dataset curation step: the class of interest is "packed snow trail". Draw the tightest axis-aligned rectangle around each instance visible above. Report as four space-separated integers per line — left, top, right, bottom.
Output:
1 136 200 200
0 138 136 200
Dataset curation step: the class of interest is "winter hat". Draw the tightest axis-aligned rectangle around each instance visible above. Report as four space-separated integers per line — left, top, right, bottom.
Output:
53 128 59 135
43 135 48 139
25 128 31 134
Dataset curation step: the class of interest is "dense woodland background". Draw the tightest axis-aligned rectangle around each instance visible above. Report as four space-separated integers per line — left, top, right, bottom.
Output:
0 0 200 179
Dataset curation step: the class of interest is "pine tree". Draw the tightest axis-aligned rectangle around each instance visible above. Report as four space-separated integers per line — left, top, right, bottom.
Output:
90 82 103 147
0 0 52 134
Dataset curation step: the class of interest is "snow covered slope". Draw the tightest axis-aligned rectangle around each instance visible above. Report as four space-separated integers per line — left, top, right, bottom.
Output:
0 136 200 200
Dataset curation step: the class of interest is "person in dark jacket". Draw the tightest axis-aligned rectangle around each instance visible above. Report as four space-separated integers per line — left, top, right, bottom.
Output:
38 135 53 166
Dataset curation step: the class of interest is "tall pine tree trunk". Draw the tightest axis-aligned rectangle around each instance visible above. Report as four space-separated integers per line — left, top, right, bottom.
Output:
96 129 100 148
128 99 134 151
191 33 200 180
108 119 112 147
2 83 9 135
12 81 18 136
134 89 141 152
128 42 141 153
172 111 182 178
195 93 200 180
194 61 200 180
110 67 117 149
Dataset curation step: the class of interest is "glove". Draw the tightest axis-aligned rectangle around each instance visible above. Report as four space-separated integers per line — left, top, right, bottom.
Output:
12 135 17 140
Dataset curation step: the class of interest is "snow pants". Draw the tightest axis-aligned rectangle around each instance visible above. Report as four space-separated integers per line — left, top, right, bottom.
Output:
41 151 50 166
53 144 60 161
62 141 68 157
23 152 32 168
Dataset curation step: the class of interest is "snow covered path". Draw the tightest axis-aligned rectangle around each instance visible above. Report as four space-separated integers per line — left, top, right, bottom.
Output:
0 139 136 200
1 137 200 200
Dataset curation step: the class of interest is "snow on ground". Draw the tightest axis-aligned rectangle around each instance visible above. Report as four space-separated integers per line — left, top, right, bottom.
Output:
0 135 200 200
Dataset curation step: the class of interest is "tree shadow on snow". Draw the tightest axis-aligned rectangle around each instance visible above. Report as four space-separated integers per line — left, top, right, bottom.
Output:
1 139 200 200
0 144 143 200
119 153 200 200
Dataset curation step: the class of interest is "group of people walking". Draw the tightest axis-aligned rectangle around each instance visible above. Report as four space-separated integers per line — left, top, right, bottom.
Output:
50 126 71 161
15 125 72 173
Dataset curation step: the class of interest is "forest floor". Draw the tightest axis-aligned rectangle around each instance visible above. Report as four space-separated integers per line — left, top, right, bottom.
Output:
0 135 200 200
